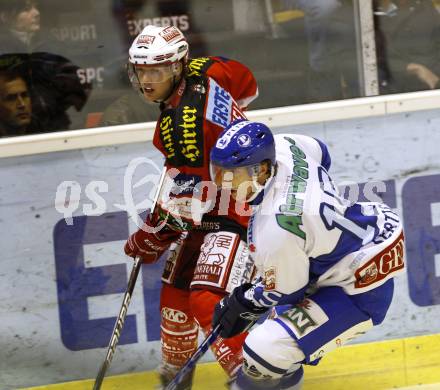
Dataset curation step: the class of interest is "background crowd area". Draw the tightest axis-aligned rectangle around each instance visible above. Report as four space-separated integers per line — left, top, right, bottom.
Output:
1 0 439 138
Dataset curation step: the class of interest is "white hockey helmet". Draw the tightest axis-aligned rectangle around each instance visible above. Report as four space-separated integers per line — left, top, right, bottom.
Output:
128 25 188 66
128 25 188 102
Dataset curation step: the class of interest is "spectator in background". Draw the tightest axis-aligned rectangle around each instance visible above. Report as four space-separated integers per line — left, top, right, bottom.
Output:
0 1 91 134
290 0 342 92
278 0 359 101
374 0 440 93
0 68 32 137
99 88 159 126
0 0 57 54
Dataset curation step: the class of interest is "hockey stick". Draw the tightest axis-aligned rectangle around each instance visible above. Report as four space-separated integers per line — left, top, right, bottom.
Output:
93 167 168 390
165 324 222 390
92 255 142 390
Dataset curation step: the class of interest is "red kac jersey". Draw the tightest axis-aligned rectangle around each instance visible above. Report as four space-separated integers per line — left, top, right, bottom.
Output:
152 56 258 227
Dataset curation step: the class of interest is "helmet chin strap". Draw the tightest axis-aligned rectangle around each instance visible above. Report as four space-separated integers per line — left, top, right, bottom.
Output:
153 61 184 103
246 164 276 202
153 75 179 104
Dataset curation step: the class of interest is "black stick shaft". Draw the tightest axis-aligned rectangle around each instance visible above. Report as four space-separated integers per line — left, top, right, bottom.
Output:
92 167 167 389
92 256 142 390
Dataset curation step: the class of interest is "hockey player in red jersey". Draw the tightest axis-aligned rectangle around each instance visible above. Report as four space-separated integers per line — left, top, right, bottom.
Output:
124 25 259 388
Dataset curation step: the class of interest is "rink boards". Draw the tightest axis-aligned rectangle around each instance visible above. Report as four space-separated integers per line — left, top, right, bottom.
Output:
2 91 440 388
26 332 440 389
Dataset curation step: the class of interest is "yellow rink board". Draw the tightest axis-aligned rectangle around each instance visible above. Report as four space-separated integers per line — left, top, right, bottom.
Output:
26 333 440 390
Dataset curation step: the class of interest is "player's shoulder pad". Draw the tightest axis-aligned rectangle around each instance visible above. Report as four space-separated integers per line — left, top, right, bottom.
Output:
275 133 331 171
186 57 216 78
205 76 246 129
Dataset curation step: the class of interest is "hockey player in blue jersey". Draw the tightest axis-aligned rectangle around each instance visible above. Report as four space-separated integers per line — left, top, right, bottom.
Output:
209 120 405 389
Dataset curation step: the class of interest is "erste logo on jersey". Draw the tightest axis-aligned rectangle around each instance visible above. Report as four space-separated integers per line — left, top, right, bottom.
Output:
206 78 246 129
215 120 250 149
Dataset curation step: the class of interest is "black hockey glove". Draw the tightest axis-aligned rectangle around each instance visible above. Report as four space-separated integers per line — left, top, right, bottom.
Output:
212 283 267 339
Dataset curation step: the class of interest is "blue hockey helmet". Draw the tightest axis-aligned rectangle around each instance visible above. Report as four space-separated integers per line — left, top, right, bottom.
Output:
211 119 276 168
210 119 276 202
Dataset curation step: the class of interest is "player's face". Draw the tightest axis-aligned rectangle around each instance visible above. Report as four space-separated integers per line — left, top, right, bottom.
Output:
211 165 255 202
134 64 180 102
0 77 32 130
14 1 40 33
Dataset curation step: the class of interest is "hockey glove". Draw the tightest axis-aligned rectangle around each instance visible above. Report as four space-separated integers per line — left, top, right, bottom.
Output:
156 194 214 232
155 200 196 232
124 212 181 264
212 283 267 339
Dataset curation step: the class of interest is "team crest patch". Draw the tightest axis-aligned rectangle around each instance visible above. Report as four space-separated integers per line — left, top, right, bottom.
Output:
264 267 276 290
137 34 155 46
237 134 251 147
215 119 250 149
159 26 182 42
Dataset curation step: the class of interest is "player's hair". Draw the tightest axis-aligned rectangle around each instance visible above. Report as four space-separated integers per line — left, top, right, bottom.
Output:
0 68 27 86
261 159 278 178
0 0 38 17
